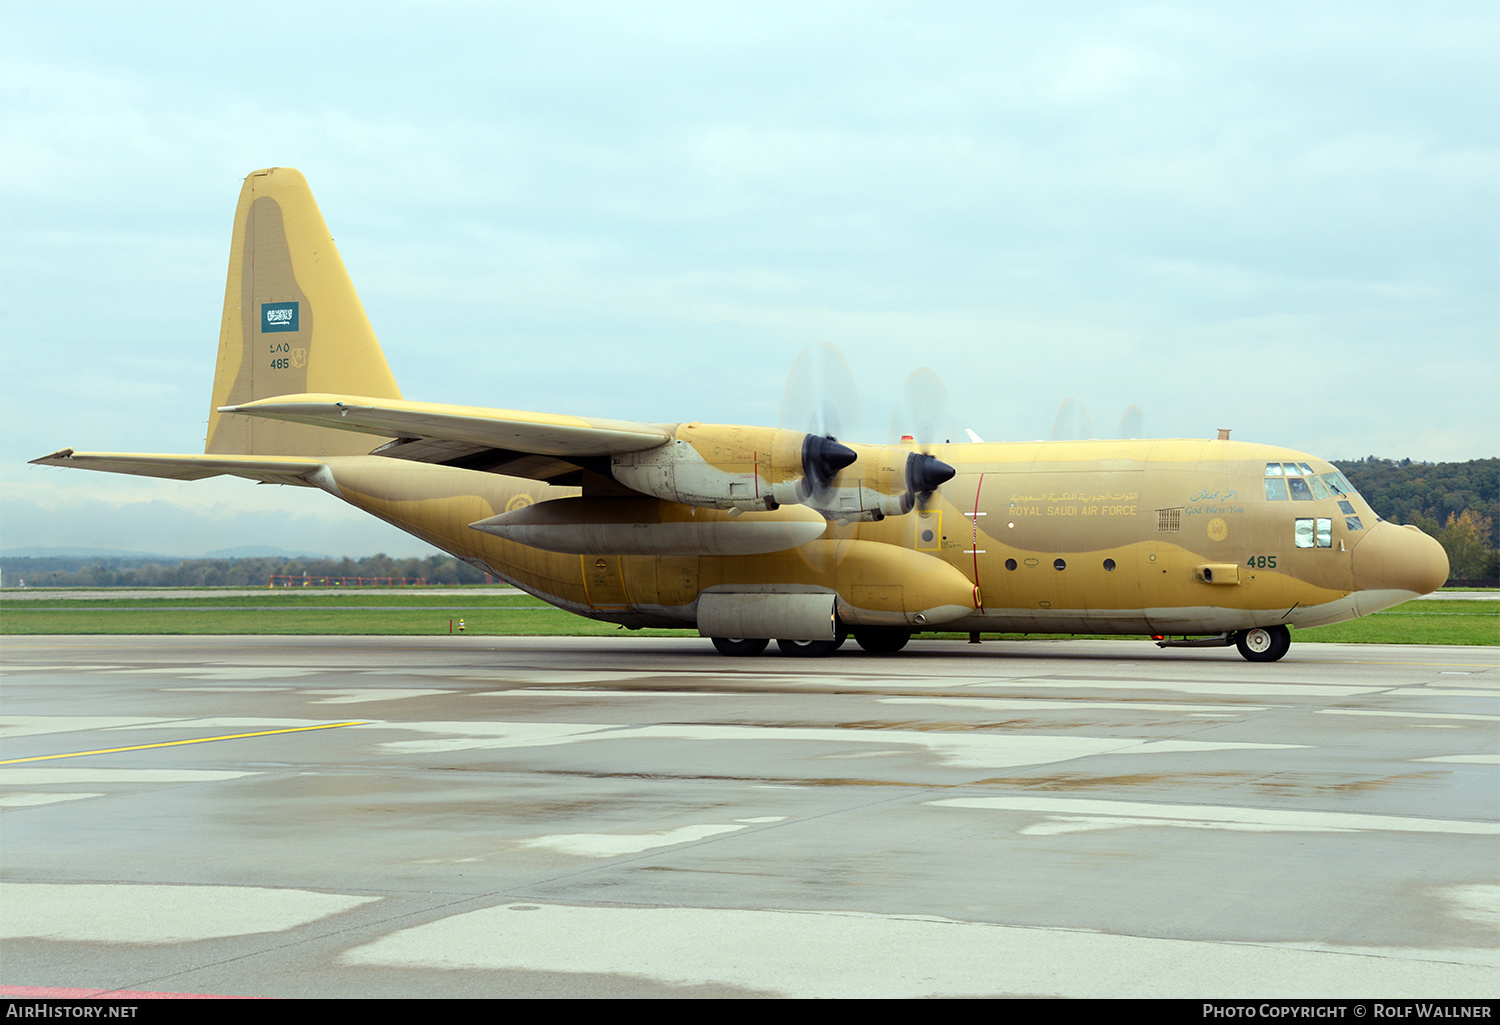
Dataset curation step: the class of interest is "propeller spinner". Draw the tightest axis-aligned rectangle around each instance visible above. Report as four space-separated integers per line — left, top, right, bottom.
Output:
802 433 857 497
780 343 864 508
893 368 957 511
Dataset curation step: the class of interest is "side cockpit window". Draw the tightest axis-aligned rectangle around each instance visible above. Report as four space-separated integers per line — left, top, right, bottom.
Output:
1295 517 1334 548
1323 471 1368 529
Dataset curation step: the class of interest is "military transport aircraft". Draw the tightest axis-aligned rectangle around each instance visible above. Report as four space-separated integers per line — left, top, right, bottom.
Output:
32 167 1450 662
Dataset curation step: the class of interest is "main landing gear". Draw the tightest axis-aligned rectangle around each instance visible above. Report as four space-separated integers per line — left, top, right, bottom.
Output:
851 627 911 654
1235 625 1291 663
709 629 913 657
710 637 769 657
775 636 845 657
713 628 1293 661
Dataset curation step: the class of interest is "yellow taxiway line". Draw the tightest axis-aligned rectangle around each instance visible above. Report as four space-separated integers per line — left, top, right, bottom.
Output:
0 721 368 764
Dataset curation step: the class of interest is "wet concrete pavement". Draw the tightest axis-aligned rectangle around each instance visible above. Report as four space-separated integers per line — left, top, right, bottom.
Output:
1 635 1495 997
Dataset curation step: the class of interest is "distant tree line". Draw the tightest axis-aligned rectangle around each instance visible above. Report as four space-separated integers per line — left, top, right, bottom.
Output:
4 457 1496 587
2 553 492 589
1335 457 1498 581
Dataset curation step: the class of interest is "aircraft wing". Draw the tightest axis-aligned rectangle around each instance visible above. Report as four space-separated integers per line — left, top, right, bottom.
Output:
218 394 673 483
29 450 330 487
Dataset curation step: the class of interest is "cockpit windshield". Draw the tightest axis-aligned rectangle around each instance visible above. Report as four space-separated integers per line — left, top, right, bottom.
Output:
1320 470 1357 497
1263 462 1370 531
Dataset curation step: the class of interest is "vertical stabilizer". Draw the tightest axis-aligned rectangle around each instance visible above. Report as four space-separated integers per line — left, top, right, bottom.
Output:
206 167 402 456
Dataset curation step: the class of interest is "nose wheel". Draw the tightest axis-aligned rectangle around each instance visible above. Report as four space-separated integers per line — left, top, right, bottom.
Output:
1236 625 1291 662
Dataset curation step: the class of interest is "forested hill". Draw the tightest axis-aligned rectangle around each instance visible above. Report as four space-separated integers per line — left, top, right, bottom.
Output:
1335 458 1497 540
1336 457 1498 580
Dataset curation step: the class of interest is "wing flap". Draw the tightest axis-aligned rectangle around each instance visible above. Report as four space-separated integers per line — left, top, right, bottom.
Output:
219 394 672 459
29 450 327 486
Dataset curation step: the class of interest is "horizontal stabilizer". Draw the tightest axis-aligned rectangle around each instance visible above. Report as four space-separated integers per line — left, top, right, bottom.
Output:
29 450 329 487
219 394 672 480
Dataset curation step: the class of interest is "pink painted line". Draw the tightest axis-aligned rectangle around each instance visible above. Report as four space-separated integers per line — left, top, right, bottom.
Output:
0 985 257 999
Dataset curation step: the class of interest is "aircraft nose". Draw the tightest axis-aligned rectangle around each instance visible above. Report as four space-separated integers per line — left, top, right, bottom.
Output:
1350 522 1449 606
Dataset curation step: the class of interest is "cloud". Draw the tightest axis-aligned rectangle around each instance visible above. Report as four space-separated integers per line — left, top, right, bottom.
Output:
1 2 1495 556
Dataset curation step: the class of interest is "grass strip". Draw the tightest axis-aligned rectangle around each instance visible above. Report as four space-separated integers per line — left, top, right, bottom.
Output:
2 596 1493 643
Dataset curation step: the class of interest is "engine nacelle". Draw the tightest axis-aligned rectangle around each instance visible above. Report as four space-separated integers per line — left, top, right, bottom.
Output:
610 424 954 521
800 448 957 522
611 423 854 511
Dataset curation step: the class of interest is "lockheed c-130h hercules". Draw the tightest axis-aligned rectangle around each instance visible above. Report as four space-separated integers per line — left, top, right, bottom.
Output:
32 168 1450 662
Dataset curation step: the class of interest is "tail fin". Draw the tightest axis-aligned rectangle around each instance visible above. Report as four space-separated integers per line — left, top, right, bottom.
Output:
205 167 402 456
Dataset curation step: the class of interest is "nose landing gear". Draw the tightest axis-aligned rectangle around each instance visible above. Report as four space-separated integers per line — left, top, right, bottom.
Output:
1236 625 1291 662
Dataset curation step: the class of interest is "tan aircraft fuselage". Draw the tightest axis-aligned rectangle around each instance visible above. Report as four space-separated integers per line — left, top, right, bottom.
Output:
311 435 1441 638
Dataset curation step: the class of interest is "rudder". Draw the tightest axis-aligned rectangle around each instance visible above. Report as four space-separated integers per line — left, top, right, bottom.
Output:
206 167 402 456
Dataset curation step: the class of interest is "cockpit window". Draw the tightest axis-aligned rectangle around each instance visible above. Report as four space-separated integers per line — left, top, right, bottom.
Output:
1321 471 1355 496
1265 463 1289 499
1264 462 1374 529
1268 462 1363 506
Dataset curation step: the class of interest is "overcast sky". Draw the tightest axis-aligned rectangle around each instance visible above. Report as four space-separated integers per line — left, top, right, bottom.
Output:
2 1 1496 558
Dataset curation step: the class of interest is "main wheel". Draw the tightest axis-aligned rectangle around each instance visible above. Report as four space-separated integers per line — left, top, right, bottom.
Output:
853 628 911 654
711 636 769 657
776 636 844 657
1236 625 1290 663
